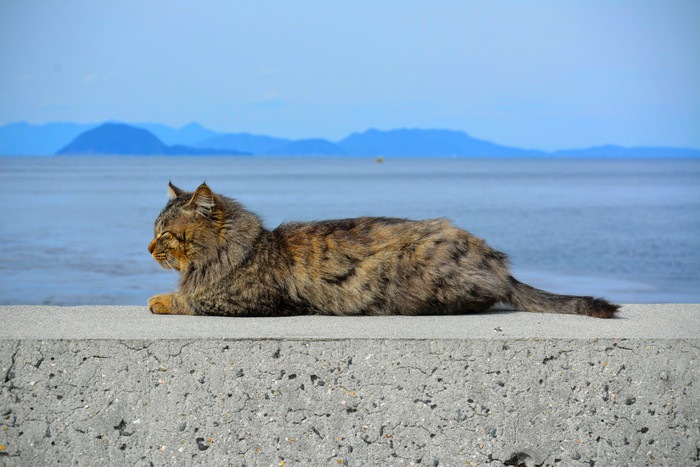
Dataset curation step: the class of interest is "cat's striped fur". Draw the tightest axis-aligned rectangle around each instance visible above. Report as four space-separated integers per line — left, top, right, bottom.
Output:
148 183 618 319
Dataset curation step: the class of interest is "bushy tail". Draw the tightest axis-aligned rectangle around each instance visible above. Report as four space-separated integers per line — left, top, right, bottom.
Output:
505 277 619 319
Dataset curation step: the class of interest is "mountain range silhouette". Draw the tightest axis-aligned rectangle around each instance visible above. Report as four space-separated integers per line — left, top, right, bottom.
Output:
0 121 698 157
56 123 247 156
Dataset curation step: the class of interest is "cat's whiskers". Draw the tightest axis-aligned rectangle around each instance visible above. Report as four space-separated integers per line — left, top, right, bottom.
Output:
153 251 173 269
164 257 176 270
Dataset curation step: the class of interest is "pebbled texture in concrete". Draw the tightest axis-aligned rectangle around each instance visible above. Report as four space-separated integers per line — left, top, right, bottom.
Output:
0 305 699 466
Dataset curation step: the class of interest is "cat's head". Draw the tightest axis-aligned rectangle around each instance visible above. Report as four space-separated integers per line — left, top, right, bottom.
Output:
148 182 229 271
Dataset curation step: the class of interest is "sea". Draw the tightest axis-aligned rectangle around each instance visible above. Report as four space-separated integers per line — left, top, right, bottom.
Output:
0 156 698 305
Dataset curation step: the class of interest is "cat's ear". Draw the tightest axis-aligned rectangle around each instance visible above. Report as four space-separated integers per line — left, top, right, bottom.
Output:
168 181 185 200
190 183 216 216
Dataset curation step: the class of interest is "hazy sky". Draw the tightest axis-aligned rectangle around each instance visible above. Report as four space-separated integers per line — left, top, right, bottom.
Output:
1 1 699 149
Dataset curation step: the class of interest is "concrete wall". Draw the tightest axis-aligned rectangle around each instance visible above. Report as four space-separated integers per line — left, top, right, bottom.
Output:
1 304 699 466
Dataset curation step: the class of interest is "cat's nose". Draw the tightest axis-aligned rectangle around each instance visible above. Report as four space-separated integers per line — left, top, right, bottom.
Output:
148 238 157 254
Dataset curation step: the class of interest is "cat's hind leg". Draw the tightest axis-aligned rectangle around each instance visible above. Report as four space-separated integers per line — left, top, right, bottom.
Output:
148 293 195 315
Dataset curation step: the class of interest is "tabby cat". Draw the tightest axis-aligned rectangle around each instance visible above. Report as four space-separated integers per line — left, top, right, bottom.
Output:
148 182 618 318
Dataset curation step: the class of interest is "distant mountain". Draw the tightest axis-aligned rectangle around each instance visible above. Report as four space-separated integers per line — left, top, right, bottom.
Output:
196 132 292 154
0 121 223 155
338 128 545 157
269 138 346 156
3 120 699 157
552 144 700 158
0 122 96 155
135 122 221 146
198 134 345 155
56 123 247 155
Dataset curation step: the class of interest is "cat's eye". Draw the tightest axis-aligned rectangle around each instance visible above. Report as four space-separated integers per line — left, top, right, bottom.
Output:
156 231 175 243
164 231 186 242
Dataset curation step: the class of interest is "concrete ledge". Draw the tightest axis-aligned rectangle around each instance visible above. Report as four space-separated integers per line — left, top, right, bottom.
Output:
1 305 699 466
2 304 698 340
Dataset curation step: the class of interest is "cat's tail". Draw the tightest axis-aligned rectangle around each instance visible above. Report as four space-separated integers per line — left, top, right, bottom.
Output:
505 276 619 319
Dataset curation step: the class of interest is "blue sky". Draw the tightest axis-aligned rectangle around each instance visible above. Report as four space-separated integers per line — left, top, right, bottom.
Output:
1 1 698 150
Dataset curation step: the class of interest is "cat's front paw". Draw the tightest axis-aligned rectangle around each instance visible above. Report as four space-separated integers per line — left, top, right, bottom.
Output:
148 294 174 314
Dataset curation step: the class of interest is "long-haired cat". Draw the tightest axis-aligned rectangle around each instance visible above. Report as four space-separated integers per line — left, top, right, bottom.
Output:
148 182 618 319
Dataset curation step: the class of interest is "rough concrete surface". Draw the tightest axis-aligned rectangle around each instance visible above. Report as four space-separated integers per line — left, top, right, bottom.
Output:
0 305 699 466
1 304 699 340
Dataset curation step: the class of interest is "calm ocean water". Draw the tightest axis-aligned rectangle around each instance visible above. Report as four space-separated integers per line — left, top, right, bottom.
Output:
0 156 698 305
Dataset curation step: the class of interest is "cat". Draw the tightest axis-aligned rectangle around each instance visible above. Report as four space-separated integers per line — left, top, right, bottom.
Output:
148 182 619 319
